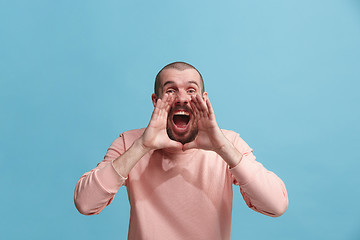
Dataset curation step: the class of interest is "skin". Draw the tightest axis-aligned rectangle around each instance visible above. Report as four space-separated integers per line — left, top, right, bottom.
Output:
152 68 202 145
112 68 243 177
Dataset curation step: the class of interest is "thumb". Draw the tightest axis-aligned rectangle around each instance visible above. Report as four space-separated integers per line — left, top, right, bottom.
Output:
183 141 197 151
168 140 183 150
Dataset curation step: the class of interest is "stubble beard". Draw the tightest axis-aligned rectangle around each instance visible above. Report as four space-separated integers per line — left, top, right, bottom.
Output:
166 125 198 145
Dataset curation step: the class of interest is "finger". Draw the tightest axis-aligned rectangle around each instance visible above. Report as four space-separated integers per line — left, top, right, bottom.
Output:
165 94 175 113
192 95 201 113
190 100 197 114
151 98 162 120
160 95 173 121
161 94 169 108
168 140 183 149
205 98 215 120
190 96 200 118
183 141 198 151
197 94 209 114
159 94 170 117
195 94 207 118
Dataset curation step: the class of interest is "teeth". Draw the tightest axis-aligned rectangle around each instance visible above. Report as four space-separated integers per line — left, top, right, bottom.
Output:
174 111 189 116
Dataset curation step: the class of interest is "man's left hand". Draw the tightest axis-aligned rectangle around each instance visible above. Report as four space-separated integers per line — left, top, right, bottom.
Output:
183 94 228 153
183 94 243 167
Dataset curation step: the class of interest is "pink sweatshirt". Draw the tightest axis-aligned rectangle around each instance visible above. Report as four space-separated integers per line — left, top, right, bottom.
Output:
74 129 288 240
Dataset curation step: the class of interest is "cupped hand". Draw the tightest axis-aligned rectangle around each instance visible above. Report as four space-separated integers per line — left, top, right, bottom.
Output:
183 94 228 153
140 94 183 151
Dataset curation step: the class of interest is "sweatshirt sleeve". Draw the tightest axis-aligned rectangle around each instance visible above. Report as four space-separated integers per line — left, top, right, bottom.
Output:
74 134 127 215
228 133 289 217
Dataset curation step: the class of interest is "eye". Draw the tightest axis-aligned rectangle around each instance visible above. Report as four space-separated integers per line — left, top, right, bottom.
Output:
166 89 175 94
187 88 196 94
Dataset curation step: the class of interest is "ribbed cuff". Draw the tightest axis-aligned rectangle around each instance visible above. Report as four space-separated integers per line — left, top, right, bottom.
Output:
94 162 127 193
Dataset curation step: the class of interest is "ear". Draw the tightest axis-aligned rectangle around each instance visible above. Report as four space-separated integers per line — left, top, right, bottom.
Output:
202 91 208 101
151 93 158 107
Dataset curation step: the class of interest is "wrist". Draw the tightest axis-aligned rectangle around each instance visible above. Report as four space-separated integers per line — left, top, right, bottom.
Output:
215 139 232 157
135 136 153 155
213 133 231 155
216 141 243 168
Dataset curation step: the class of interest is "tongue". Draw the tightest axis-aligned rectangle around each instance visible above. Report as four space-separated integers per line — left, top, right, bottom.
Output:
173 115 189 128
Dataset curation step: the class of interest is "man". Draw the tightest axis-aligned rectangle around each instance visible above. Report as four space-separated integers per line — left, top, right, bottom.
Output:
74 62 288 240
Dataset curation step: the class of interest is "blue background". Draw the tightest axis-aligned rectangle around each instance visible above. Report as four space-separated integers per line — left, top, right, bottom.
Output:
1 0 359 239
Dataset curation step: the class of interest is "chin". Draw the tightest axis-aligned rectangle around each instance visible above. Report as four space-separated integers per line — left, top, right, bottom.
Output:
167 128 198 145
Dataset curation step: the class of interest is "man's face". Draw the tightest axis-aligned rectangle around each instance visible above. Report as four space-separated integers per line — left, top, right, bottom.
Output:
153 68 206 145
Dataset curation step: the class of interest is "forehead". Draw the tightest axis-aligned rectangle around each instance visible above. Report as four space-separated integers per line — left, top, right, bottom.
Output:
159 68 202 88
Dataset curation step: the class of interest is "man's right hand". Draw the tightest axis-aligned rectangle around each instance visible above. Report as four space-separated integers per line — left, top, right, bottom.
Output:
139 93 183 152
112 94 182 177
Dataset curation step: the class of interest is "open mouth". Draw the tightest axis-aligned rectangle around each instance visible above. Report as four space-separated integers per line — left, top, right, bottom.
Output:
172 111 190 129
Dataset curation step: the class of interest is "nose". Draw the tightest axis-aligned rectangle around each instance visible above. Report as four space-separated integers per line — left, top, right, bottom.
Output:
175 90 190 106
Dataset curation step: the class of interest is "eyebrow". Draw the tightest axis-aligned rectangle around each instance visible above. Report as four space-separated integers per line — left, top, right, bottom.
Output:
163 81 199 88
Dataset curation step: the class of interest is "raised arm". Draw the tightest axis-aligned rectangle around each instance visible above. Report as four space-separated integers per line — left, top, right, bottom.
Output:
184 93 288 217
74 94 183 215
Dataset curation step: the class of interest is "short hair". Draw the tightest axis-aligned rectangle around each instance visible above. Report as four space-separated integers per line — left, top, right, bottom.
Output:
154 61 204 97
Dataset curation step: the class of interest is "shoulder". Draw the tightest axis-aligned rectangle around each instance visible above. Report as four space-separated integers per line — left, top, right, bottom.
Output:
221 129 253 154
121 128 145 138
120 128 145 150
221 129 240 143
